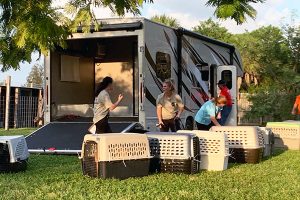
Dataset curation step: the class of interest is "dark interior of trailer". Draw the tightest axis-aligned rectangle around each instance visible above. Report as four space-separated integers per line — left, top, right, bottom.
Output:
50 36 139 122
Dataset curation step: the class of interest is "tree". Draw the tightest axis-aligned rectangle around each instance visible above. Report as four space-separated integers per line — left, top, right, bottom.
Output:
0 0 265 72
151 14 180 28
192 18 232 42
206 0 265 24
25 64 44 88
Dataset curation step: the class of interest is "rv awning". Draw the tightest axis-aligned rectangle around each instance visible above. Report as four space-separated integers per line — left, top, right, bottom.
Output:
77 21 143 33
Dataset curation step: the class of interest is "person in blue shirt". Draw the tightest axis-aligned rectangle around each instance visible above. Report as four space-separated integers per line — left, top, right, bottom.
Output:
195 96 227 130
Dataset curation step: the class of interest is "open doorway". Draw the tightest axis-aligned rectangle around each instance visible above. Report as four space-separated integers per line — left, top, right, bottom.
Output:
50 36 138 122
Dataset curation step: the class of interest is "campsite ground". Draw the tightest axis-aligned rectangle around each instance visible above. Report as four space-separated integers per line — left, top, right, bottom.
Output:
0 128 300 200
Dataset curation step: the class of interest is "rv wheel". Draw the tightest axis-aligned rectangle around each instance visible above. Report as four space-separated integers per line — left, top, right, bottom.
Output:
185 118 194 130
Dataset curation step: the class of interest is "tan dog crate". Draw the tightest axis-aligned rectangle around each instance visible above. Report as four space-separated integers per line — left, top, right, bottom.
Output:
266 122 300 150
146 132 200 174
80 133 150 179
210 126 264 164
177 130 229 171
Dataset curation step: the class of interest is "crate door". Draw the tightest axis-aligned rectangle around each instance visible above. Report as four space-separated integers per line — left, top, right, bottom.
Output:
217 66 237 126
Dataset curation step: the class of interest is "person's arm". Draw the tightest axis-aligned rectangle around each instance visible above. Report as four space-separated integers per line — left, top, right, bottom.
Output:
156 105 164 126
109 94 123 111
291 103 297 115
210 116 221 126
207 104 221 126
291 96 299 115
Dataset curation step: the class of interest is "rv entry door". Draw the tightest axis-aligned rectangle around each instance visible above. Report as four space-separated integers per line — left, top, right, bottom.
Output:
217 65 237 126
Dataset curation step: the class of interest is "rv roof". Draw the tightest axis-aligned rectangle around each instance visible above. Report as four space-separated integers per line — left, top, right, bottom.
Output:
92 18 235 50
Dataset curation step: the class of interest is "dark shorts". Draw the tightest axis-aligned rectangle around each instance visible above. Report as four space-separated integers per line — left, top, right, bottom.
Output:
196 122 213 131
160 118 176 132
95 115 112 134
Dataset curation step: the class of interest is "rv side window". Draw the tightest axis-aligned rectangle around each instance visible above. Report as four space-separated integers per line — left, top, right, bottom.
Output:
221 70 232 89
156 52 171 80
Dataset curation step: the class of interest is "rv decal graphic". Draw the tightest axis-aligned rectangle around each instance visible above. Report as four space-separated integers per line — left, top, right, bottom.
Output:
145 44 157 72
163 30 178 61
203 43 227 65
145 87 157 107
182 37 206 65
148 65 163 92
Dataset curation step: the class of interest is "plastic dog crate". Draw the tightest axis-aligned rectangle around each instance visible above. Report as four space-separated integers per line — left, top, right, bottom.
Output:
258 127 274 157
0 136 29 172
80 133 150 179
146 132 200 174
210 126 264 164
177 130 229 171
266 122 300 150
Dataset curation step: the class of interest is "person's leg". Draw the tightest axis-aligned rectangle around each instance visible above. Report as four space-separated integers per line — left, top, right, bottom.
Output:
169 119 176 132
219 106 232 125
104 116 112 133
196 122 210 130
95 118 106 134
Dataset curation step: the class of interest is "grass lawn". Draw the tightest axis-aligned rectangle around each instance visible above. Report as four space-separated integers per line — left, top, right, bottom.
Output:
0 128 37 136
1 129 300 199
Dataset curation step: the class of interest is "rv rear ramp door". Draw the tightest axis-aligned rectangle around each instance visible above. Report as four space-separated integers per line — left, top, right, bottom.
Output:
26 122 144 154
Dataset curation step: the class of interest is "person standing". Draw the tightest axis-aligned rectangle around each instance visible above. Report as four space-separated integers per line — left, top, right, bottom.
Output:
217 80 233 125
156 79 184 132
291 94 300 120
195 96 227 130
93 76 123 133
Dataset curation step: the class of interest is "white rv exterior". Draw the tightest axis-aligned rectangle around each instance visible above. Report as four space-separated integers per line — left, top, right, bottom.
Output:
44 18 243 131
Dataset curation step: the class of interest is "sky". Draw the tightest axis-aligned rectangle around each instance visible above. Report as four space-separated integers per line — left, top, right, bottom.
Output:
1 0 299 86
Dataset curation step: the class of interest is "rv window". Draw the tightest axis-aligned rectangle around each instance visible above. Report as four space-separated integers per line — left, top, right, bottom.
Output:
201 71 209 81
156 52 171 80
221 70 232 89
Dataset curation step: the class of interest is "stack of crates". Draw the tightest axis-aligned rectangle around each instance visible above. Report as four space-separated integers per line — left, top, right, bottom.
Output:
258 127 274 157
80 133 150 179
266 122 300 150
210 126 264 164
146 132 201 174
177 130 230 171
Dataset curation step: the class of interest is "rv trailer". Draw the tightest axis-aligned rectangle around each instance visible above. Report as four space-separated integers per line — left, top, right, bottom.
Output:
26 18 243 154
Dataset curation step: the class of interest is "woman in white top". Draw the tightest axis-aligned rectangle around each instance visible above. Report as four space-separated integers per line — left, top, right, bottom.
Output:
156 79 184 132
93 76 123 133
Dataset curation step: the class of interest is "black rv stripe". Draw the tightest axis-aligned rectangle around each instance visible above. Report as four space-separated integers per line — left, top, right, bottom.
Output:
220 54 230 65
203 43 227 65
182 37 206 64
145 87 157 107
148 65 163 92
163 30 178 61
145 44 156 72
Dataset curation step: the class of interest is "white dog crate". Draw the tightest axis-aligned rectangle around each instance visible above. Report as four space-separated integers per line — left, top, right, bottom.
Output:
0 135 29 172
258 127 274 157
177 130 229 171
210 126 264 164
266 122 300 150
80 133 150 179
146 132 200 174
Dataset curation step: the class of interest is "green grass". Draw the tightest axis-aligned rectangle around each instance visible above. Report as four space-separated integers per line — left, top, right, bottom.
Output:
0 128 37 136
1 129 300 199
0 151 300 200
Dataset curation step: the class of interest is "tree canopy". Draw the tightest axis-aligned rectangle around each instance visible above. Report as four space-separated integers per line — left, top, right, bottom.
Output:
151 14 180 28
0 0 265 71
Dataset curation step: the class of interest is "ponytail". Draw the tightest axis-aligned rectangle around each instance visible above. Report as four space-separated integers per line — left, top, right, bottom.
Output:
95 76 113 97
